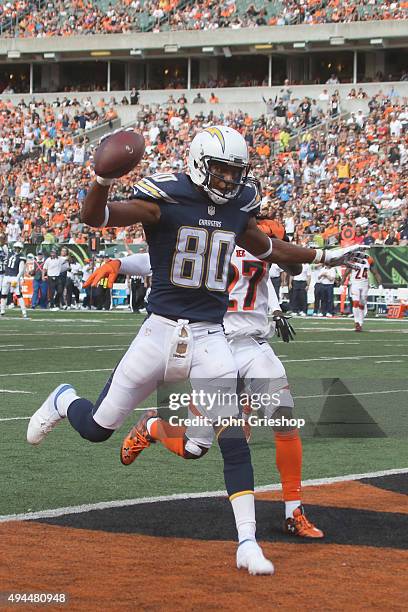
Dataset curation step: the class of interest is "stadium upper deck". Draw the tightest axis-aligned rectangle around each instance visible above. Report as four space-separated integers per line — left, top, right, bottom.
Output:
1 0 407 38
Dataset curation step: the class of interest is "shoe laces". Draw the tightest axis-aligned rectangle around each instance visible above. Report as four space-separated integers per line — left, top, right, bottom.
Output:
295 511 314 532
128 430 150 454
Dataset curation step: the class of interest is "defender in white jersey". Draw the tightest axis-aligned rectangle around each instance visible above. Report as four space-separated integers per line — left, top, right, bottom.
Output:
343 255 382 332
225 247 323 537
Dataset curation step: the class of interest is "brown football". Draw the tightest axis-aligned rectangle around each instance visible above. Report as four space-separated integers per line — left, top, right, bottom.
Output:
94 130 145 179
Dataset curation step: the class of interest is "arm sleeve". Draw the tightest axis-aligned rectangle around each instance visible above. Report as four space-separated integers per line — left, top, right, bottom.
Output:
268 279 281 312
16 260 25 281
119 253 151 277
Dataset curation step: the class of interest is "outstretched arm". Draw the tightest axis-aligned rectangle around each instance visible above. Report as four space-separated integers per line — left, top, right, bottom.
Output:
238 218 365 268
237 218 318 264
81 181 161 228
278 263 302 276
83 253 150 288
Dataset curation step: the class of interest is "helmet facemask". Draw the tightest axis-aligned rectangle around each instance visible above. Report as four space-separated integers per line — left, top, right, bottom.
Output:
201 157 251 205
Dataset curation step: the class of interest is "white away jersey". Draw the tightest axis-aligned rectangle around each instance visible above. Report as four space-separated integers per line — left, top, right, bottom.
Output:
224 247 279 339
350 256 373 287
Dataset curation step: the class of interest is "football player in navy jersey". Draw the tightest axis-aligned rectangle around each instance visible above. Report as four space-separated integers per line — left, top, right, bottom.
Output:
0 234 8 295
27 126 364 575
0 241 27 318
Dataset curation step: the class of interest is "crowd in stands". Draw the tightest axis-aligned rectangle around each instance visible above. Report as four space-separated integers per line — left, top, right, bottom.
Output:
1 0 408 38
0 88 407 253
0 0 31 31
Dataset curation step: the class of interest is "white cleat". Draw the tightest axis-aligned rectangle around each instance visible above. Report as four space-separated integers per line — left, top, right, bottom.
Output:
236 540 274 575
27 384 75 445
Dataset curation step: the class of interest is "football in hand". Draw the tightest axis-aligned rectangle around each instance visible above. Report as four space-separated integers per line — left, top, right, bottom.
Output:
94 130 145 179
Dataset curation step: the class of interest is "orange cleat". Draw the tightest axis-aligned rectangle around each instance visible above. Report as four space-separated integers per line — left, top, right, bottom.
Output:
120 409 158 465
284 506 324 538
355 322 362 332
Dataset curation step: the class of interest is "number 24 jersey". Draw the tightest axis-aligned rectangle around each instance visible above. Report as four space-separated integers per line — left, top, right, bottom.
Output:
350 256 373 287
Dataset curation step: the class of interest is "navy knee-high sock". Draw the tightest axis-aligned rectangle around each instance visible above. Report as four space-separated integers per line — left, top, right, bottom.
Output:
217 425 254 496
67 369 117 443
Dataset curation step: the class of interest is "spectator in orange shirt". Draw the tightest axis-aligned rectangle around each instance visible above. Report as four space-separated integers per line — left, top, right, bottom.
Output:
256 141 271 158
323 219 340 245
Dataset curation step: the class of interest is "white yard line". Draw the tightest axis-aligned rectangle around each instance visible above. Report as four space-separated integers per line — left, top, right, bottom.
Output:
130 388 408 411
375 360 403 364
0 416 32 421
0 345 126 353
96 348 125 352
0 467 406 524
2 387 406 422
282 354 408 363
294 389 408 399
0 332 134 337
0 368 111 378
0 390 34 395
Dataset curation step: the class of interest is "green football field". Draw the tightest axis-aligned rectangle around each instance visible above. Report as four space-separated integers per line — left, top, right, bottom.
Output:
0 310 407 518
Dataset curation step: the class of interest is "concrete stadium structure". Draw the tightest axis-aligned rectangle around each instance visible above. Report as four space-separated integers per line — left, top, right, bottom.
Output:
0 20 407 93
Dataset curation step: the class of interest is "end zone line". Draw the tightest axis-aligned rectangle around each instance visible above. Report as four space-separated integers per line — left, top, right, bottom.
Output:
0 467 406 524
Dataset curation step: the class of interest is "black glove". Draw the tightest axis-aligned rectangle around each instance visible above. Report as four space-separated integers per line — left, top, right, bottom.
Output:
272 310 296 343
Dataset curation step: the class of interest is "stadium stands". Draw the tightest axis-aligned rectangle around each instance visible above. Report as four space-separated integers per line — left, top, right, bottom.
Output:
0 88 406 248
1 0 407 37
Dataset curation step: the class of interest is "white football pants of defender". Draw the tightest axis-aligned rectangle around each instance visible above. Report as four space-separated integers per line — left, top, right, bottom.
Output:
350 285 369 307
93 313 238 448
182 336 295 449
231 337 294 418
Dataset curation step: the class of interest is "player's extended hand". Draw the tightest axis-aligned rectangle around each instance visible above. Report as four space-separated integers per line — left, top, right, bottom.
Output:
83 259 121 289
323 246 367 269
10 280 18 289
272 310 296 343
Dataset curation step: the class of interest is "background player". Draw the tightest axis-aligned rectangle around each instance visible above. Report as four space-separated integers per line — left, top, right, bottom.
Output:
0 234 8 298
0 241 27 319
27 126 363 575
343 255 382 331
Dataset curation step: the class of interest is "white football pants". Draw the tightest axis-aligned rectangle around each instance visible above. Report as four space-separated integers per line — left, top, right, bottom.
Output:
93 314 238 447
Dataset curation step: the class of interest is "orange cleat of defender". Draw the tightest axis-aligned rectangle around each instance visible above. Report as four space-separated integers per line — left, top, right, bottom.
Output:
120 409 158 465
284 506 324 538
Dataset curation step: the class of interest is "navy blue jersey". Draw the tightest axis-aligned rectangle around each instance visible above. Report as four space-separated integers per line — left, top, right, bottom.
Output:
132 172 259 323
4 251 25 276
0 245 8 275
